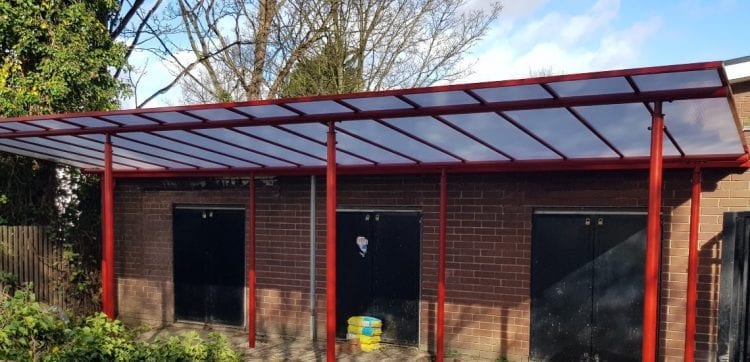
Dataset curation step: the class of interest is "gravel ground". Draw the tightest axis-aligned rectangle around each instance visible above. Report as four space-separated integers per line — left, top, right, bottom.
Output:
139 323 433 361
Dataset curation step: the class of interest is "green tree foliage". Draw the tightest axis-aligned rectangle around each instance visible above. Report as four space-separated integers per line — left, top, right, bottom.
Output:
0 0 124 224
280 41 361 98
0 0 126 117
0 156 57 225
0 0 126 305
54 169 103 314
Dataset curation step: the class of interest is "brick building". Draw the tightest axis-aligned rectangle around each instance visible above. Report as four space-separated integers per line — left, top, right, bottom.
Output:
1 59 749 361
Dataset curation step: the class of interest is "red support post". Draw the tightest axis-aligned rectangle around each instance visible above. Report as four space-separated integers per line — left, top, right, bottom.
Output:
102 134 115 319
437 170 447 362
643 102 664 362
684 167 701 361
248 174 256 348
326 122 337 362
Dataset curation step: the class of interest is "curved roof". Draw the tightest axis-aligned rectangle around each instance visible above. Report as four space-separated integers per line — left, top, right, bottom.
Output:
0 61 745 176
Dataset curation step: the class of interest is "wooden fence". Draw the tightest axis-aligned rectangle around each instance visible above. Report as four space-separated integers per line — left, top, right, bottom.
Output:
0 225 66 307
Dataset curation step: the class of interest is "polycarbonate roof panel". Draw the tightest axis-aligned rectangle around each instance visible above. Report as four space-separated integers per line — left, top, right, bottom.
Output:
0 61 743 173
662 98 744 155
30 120 82 130
121 132 262 168
333 130 415 164
235 125 328 159
286 100 353 115
0 122 45 132
382 116 507 161
101 114 157 125
153 130 293 167
193 128 325 166
548 77 633 97
234 105 298 118
143 112 200 123
442 113 561 160
0 144 99 169
405 91 478 107
93 134 225 169
505 108 618 158
336 120 458 163
18 137 120 164
573 104 681 157
342 96 413 111
472 84 552 102
235 125 369 165
187 108 246 121
278 123 373 165
633 69 722 92
63 117 118 127
0 138 107 168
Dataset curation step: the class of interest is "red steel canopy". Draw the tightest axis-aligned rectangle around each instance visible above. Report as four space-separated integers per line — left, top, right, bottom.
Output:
0 60 746 362
0 61 746 175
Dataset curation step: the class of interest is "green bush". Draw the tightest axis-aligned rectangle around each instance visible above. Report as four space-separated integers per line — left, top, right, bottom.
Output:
0 289 242 361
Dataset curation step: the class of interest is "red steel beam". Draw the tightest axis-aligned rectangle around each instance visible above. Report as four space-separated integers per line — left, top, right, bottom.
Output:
643 101 664 362
437 169 447 362
248 174 257 348
102 134 115 319
0 86 728 139
93 154 750 178
325 122 337 362
684 167 701 361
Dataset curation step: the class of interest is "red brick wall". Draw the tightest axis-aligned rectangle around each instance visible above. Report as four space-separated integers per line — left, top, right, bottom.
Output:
734 81 750 127
113 167 743 361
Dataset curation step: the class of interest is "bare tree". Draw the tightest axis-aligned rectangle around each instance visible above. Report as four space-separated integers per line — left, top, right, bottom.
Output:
125 0 502 106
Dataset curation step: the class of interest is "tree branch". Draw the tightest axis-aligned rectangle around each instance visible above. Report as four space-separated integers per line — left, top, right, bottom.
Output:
137 40 252 108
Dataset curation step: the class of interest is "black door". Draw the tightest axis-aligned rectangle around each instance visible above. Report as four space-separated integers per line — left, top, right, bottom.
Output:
174 208 245 326
531 212 646 362
336 211 421 345
718 211 750 361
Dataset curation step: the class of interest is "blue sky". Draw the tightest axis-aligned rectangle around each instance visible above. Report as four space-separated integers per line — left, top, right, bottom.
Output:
130 0 750 107
458 0 749 83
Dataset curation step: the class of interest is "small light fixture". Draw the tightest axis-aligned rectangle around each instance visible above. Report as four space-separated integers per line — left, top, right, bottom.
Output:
202 211 207 219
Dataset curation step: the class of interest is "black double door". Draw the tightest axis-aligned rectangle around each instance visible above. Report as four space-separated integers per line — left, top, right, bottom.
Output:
173 208 245 326
718 212 750 361
530 212 647 362
336 211 421 345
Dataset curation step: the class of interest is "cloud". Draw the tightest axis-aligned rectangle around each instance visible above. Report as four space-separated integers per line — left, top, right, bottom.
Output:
458 0 662 83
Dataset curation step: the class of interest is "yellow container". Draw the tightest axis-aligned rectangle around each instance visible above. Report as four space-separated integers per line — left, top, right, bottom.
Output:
357 335 381 344
347 316 383 328
360 343 381 352
347 325 382 336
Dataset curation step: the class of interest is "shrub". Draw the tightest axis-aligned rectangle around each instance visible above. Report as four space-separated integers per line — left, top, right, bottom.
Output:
0 288 67 360
0 289 242 361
